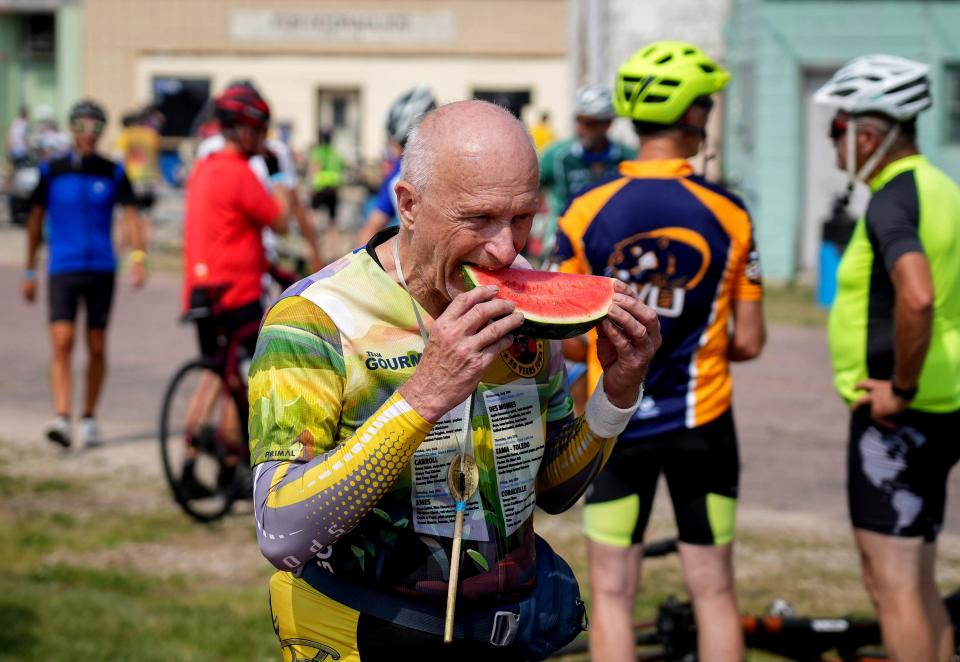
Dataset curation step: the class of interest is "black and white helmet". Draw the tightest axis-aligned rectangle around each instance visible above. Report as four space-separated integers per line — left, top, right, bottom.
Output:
813 55 931 121
386 85 437 146
574 84 615 120
69 99 108 123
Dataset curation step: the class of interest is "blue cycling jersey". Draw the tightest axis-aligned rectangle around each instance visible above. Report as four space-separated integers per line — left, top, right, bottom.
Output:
30 153 136 276
373 159 401 228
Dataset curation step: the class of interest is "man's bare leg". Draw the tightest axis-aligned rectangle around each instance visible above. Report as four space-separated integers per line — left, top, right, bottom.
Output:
855 528 939 661
921 541 954 660
50 321 75 416
587 539 643 662
678 542 743 662
83 328 107 417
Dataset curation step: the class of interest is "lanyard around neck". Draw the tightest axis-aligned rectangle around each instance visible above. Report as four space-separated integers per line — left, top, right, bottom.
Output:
391 237 473 459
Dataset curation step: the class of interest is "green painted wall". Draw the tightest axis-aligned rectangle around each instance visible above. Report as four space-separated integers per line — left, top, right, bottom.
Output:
0 15 22 157
0 5 83 158
56 3 83 125
724 0 960 281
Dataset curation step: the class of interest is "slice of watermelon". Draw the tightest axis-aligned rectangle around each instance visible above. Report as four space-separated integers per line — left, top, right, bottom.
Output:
461 265 615 340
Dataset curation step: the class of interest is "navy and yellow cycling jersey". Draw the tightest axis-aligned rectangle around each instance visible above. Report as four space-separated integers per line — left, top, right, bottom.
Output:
554 159 762 438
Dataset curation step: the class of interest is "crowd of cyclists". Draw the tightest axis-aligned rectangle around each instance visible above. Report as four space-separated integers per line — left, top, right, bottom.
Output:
11 35 960 662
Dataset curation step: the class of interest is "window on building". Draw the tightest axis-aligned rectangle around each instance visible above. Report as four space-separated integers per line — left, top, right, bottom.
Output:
19 13 55 59
317 88 361 162
152 77 211 138
947 65 960 145
473 89 532 119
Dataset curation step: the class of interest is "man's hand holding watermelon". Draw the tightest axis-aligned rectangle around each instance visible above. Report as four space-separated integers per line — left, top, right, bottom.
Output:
595 279 661 408
398 283 526 423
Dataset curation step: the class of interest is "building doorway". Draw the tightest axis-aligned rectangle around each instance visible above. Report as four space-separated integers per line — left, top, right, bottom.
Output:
316 88 361 165
473 89 532 119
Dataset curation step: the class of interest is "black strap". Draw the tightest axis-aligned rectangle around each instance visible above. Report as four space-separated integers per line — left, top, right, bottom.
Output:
297 560 519 645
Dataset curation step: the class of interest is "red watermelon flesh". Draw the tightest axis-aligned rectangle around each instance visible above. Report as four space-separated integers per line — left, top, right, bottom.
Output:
461 265 615 340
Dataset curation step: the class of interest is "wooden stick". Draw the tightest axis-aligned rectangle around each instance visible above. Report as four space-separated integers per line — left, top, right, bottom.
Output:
444 509 465 643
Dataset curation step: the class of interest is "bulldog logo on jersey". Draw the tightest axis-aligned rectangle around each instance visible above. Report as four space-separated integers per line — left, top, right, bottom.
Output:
604 227 712 318
279 638 341 661
501 335 545 378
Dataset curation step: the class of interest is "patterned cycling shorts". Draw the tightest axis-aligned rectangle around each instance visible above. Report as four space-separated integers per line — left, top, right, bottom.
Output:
848 406 960 542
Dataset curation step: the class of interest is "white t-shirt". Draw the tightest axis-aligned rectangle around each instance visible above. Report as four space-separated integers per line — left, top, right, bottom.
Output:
8 118 28 157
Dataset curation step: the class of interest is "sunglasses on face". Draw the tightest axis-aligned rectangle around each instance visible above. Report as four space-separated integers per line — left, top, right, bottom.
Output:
576 116 609 129
829 116 848 141
71 119 105 135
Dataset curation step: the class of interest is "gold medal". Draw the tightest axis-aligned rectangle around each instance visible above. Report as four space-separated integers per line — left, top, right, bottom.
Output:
447 453 479 501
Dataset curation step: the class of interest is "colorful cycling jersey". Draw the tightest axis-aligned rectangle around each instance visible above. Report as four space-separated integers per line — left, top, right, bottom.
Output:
554 159 762 438
539 138 636 217
829 155 960 413
249 230 629 605
30 153 136 276
182 149 280 311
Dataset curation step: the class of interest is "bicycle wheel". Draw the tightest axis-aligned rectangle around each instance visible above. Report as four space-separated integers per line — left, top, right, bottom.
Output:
159 359 246 523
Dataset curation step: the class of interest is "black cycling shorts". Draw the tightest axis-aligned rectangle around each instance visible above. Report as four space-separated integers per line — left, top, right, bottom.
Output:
310 188 339 223
193 297 263 363
48 271 116 329
848 406 960 542
583 410 739 547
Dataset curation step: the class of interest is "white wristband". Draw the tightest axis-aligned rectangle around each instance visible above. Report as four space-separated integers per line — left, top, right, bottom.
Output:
583 375 643 438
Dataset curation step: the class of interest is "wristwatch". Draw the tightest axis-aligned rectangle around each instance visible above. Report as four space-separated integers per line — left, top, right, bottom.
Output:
891 383 918 402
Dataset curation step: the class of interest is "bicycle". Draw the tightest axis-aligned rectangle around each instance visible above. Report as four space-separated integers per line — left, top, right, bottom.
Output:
158 264 300 523
553 538 960 661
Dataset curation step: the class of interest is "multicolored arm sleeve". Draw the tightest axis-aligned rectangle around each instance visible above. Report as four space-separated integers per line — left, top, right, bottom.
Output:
249 296 433 570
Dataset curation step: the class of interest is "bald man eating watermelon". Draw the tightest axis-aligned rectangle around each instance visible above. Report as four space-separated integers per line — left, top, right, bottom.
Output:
247 99 661 661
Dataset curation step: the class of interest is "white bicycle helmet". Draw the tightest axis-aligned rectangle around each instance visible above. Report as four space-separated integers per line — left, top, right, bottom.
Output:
813 55 931 121
574 85 616 120
386 85 437 146
816 55 930 188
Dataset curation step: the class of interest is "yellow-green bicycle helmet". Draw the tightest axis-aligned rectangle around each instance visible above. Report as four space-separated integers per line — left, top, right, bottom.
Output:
614 41 731 125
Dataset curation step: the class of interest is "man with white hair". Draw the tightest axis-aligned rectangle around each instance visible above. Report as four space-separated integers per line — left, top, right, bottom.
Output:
248 100 661 660
816 55 960 660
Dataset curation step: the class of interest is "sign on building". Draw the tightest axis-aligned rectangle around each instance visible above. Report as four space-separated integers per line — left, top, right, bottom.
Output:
229 10 458 44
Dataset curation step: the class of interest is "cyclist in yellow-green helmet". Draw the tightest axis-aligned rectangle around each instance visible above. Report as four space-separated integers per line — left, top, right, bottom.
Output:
555 40 763 662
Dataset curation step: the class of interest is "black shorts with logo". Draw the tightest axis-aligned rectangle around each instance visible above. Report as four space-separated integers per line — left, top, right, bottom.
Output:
192 296 263 364
848 406 960 541
310 188 339 223
583 409 740 547
48 271 116 329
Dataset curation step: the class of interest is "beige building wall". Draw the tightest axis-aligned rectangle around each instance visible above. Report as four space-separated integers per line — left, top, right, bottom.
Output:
135 54 568 159
83 0 569 156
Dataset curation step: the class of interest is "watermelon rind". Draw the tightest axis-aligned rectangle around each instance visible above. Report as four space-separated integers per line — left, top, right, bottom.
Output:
460 265 611 340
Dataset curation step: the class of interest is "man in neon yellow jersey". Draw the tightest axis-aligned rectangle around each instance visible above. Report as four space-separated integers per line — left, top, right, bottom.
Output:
248 100 661 660
815 55 960 661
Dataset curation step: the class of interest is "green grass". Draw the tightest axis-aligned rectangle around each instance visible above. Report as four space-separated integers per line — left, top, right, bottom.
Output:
0 466 278 661
0 568 276 661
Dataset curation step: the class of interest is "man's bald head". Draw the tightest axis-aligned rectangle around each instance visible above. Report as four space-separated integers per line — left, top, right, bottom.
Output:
400 100 538 194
